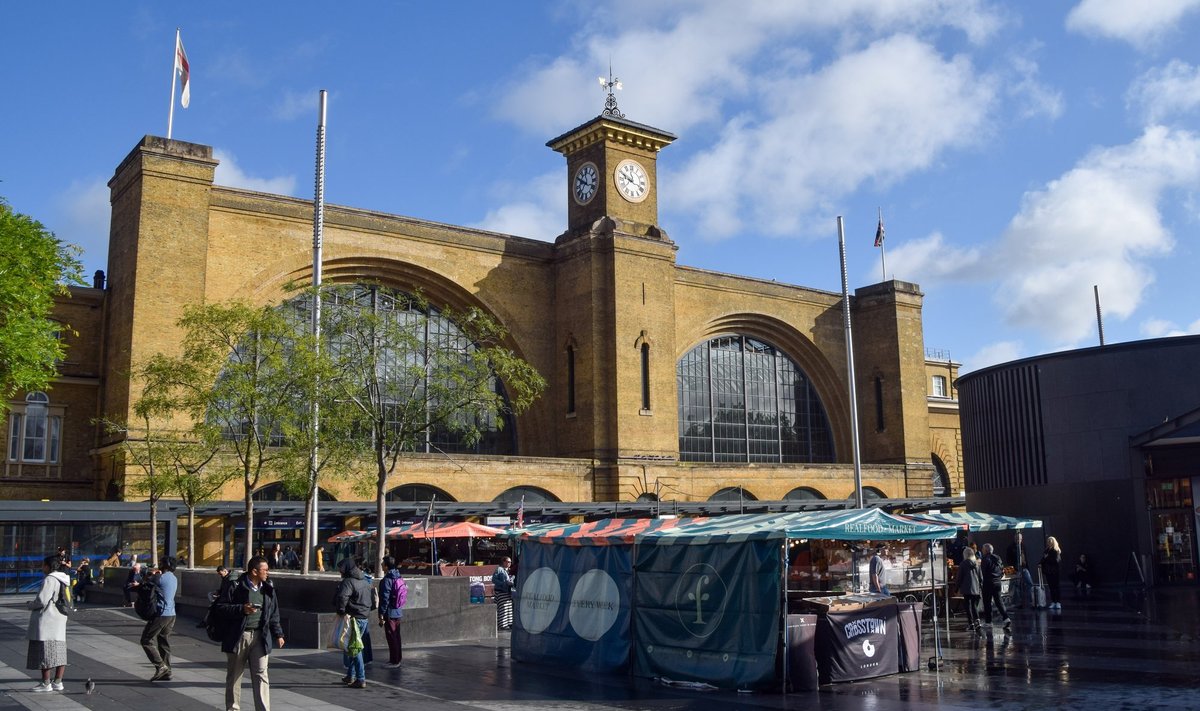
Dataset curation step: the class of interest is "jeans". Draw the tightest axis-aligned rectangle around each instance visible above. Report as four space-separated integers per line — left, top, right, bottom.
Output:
342 618 369 681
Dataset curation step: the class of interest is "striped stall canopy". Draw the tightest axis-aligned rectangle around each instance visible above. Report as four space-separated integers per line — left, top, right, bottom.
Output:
900 511 1043 531
508 517 702 546
386 521 505 539
327 529 376 543
635 508 960 546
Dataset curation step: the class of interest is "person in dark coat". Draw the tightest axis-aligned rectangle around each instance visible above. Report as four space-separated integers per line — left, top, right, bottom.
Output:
979 543 1012 630
1006 532 1033 608
333 559 374 688
215 556 285 711
956 548 984 633
1041 536 1063 611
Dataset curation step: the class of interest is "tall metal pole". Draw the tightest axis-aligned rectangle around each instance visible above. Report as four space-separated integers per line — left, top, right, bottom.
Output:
838 217 864 509
167 28 180 139
305 90 327 574
1094 285 1105 346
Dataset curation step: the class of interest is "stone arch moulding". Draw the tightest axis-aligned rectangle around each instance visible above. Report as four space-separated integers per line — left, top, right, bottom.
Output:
679 312 851 463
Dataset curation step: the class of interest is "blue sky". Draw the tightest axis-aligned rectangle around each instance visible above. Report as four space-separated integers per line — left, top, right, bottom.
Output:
4 1 1200 373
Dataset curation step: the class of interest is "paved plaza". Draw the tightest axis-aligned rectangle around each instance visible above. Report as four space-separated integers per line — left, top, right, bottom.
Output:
0 588 1198 710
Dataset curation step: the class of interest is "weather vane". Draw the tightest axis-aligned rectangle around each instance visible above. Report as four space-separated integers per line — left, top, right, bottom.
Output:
598 64 624 118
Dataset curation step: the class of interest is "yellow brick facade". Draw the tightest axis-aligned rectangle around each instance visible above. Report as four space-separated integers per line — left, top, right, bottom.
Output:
7 113 963 509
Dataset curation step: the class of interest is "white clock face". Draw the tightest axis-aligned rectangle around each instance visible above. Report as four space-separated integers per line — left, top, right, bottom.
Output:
614 159 648 203
573 162 598 205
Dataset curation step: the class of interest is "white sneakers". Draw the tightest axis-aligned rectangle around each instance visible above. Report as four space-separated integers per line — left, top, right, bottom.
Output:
52 680 64 692
1049 602 1063 611
30 680 63 693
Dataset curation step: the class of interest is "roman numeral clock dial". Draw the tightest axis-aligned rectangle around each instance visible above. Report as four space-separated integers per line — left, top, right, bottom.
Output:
615 159 648 203
573 162 598 205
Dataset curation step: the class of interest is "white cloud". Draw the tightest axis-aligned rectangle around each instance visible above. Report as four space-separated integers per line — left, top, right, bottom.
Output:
1007 54 1064 120
53 179 111 276
886 231 985 285
1066 0 1200 47
961 340 1024 373
470 172 565 242
274 88 324 121
493 1 1006 137
1127 60 1200 123
213 149 297 195
669 35 997 240
993 126 1200 344
1140 316 1200 337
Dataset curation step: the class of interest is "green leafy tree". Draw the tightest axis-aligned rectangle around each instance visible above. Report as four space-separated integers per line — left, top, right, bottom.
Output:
321 285 545 576
0 198 84 411
151 301 320 563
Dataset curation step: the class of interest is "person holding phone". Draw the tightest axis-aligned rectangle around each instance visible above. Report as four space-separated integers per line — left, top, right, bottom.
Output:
215 556 285 711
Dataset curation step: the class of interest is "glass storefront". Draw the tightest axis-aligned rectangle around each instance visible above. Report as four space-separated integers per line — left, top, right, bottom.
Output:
1147 477 1196 584
0 522 166 594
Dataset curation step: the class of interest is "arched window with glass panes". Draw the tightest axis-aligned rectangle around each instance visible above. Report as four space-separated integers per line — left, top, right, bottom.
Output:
677 335 835 463
6 392 63 474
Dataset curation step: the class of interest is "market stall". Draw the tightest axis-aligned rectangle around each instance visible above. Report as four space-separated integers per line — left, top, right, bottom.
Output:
505 517 697 674
899 511 1043 631
633 508 958 689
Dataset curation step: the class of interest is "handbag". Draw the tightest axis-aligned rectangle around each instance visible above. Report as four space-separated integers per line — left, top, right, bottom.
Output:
329 613 351 651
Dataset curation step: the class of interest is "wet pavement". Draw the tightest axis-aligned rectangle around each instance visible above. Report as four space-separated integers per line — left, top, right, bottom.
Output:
0 586 1198 710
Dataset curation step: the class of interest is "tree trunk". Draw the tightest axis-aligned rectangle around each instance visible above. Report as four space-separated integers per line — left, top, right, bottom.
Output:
187 505 196 570
375 470 387 579
150 497 159 568
244 476 255 569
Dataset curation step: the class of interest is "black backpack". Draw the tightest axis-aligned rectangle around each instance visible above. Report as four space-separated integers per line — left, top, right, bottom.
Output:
134 577 166 621
54 579 72 617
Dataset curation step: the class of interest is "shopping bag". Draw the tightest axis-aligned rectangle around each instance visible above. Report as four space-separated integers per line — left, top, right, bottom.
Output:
329 613 351 651
347 616 364 657
1031 584 1047 608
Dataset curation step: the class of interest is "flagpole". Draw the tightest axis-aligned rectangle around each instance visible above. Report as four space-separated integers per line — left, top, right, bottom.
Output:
877 207 887 282
167 28 180 139
838 216 865 509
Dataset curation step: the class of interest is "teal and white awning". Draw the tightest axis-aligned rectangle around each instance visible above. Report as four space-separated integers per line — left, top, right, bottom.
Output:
900 511 1042 531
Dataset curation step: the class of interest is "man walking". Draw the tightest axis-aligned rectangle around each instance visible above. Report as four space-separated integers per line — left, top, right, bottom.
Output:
979 544 1012 631
216 556 285 711
141 556 177 681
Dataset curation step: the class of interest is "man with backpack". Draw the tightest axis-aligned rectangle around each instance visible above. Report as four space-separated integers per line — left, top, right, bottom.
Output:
139 557 177 681
215 556 286 711
979 544 1012 631
378 556 408 667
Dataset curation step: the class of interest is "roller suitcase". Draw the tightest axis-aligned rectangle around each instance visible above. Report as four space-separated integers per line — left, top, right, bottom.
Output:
1031 584 1047 609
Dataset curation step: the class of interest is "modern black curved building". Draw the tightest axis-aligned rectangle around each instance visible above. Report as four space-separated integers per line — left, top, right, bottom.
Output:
957 335 1200 587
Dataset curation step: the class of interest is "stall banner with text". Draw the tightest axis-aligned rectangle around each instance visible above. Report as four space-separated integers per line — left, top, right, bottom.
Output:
511 544 632 673
817 603 899 683
633 540 781 689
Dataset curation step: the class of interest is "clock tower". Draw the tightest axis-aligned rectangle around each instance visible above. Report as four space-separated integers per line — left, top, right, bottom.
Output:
547 93 682 500
547 110 676 242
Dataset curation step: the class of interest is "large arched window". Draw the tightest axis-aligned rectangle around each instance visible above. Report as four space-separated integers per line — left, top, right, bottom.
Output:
677 335 834 463
233 285 516 456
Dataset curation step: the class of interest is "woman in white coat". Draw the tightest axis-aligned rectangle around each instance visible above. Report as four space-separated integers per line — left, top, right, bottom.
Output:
27 554 71 693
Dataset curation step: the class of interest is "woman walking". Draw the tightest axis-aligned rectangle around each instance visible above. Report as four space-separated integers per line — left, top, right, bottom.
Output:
492 557 515 631
1041 536 1063 611
27 554 72 692
956 548 984 633
378 556 408 667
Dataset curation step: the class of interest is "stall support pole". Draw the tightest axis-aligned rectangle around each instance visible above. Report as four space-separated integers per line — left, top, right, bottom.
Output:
780 540 789 694
928 541 944 671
